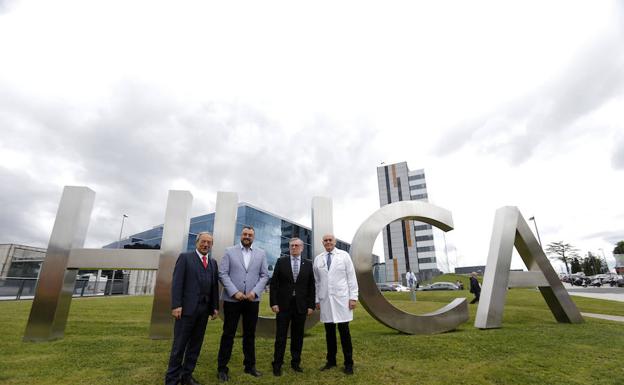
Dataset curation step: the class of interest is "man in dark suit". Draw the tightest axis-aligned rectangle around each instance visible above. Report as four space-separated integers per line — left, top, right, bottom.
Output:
469 272 481 304
217 226 269 382
165 232 219 385
270 237 315 376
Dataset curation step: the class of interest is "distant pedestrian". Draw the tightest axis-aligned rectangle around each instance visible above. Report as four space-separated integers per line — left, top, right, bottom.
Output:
455 280 464 290
469 272 480 304
405 270 417 302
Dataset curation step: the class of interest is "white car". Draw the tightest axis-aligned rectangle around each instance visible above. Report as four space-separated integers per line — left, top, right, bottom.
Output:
391 284 411 292
417 282 460 291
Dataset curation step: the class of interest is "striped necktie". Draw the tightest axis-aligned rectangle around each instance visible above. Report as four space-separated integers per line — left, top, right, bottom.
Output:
292 257 299 281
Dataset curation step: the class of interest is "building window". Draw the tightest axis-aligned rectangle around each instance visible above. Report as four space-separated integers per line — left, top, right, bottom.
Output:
408 174 425 181
417 246 435 253
414 224 432 231
415 235 434 242
409 183 427 190
411 193 428 200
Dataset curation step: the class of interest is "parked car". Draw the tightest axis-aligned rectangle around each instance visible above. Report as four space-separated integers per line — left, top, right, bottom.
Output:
391 284 411 292
588 278 602 287
418 282 460 291
377 283 398 292
570 276 591 287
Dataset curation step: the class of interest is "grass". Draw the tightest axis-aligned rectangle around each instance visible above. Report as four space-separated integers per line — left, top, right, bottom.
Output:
1 288 623 385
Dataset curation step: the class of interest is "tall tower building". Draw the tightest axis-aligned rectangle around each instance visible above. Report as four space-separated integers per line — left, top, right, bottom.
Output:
377 162 439 283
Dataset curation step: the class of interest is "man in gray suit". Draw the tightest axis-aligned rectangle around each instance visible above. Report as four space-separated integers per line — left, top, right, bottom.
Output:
217 226 269 382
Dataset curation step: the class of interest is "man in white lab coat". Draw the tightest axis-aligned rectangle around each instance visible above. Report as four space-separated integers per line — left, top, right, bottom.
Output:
313 234 359 375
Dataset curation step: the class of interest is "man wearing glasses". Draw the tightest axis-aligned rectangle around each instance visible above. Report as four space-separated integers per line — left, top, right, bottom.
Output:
269 237 315 376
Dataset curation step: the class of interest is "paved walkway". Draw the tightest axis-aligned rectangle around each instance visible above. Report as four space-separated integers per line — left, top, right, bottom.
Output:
581 312 624 323
558 283 624 323
563 283 624 303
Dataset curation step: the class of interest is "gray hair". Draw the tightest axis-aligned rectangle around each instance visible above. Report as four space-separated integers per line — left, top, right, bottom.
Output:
195 232 213 245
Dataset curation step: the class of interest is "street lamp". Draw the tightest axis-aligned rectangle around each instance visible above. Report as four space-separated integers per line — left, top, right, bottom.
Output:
118 214 128 249
598 248 609 274
528 216 543 247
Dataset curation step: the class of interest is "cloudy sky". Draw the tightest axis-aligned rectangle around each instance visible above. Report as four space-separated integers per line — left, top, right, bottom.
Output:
1 0 623 272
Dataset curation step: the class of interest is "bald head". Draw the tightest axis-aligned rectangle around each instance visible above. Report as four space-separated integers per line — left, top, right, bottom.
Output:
322 234 336 252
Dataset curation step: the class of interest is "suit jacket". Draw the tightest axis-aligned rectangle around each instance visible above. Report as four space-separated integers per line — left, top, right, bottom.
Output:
171 250 219 317
219 244 269 302
469 276 481 294
270 256 315 314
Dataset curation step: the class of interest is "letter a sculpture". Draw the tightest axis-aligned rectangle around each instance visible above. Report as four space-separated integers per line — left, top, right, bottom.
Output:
475 206 583 329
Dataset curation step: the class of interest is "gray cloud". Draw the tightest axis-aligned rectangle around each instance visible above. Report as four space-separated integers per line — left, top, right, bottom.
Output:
433 5 624 166
0 168 59 245
583 230 624 247
612 134 624 170
0 0 17 14
0 81 381 247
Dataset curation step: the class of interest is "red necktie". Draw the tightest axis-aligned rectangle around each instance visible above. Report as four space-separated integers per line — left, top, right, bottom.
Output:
202 255 208 269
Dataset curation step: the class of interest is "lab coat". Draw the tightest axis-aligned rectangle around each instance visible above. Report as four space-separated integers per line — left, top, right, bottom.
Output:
313 248 359 323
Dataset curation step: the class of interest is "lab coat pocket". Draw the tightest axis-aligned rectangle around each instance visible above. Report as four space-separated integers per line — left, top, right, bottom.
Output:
328 286 348 298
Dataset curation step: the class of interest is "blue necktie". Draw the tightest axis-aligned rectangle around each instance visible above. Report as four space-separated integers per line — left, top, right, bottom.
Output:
326 252 332 270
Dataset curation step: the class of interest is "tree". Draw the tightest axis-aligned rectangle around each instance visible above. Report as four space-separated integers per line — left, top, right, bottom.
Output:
613 241 624 255
545 241 579 274
581 252 603 276
570 257 582 274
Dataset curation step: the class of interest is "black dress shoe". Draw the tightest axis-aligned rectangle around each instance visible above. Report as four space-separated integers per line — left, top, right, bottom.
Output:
272 365 282 376
181 376 203 385
217 371 229 382
291 365 303 372
320 363 337 371
343 366 354 375
244 367 262 377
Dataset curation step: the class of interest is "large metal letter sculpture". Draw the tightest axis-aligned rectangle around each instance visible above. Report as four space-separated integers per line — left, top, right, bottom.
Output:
24 187 95 341
475 206 583 329
350 201 469 334
24 187 192 341
149 191 193 339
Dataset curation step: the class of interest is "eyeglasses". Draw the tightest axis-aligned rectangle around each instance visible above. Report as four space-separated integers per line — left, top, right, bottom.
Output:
290 244 303 247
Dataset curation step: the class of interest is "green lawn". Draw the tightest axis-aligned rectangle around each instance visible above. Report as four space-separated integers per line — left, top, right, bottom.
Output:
1 289 623 385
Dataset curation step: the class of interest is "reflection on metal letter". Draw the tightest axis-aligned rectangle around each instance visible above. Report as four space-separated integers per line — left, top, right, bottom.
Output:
350 201 469 334
475 206 583 329
24 186 95 341
149 191 193 339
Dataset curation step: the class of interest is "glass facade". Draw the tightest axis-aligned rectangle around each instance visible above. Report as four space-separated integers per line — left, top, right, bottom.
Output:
105 203 357 275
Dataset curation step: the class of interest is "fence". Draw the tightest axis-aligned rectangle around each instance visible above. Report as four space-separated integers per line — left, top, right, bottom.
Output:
0 276 134 300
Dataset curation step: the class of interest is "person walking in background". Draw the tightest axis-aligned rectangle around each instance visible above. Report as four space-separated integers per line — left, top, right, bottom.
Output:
469 272 481 304
216 226 269 382
165 232 219 385
269 237 315 376
313 234 359 375
405 270 417 302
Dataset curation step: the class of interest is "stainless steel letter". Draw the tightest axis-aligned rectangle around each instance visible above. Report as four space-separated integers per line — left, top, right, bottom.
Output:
350 201 469 334
24 186 95 341
149 191 193 339
474 206 583 329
